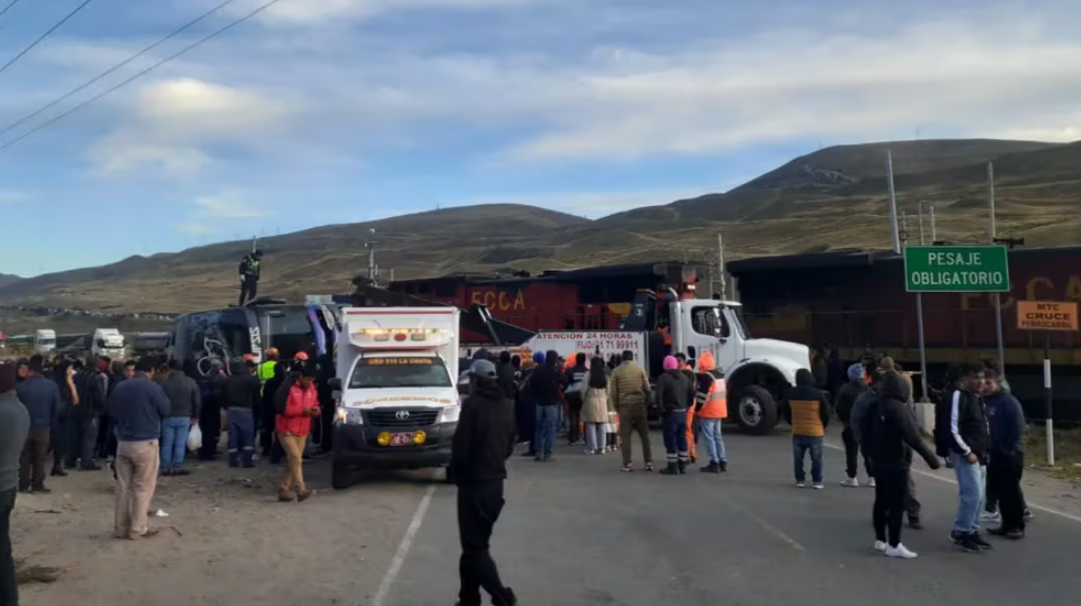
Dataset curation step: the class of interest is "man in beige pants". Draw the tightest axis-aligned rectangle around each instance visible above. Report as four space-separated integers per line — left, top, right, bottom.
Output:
107 357 170 539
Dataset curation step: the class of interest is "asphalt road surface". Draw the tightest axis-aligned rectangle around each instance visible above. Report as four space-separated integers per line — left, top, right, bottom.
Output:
375 429 1081 606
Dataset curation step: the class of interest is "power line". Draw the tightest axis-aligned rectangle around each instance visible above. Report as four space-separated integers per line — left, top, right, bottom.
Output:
0 0 96 78
0 0 245 141
0 0 24 22
0 0 288 152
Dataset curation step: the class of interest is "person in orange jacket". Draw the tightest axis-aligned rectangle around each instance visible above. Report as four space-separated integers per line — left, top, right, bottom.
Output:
695 352 728 473
675 353 699 462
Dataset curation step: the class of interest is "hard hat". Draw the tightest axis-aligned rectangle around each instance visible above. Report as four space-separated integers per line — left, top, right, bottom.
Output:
295 351 310 361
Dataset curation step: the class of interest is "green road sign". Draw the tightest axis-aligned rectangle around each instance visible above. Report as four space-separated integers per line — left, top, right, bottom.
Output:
904 245 1010 293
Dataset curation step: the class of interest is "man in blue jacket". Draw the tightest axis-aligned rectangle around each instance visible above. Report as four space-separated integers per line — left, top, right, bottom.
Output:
15 356 60 494
108 357 170 540
983 370 1027 540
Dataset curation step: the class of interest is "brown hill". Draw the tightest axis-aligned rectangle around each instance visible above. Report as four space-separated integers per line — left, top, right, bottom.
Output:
2 138 1080 315
0 273 21 289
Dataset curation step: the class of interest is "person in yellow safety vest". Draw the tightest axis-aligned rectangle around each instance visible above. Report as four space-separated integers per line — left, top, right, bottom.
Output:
674 353 699 462
695 351 728 473
257 348 280 394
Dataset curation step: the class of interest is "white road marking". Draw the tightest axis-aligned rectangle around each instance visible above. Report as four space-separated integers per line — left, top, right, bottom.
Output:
719 493 805 553
823 441 1081 525
370 485 437 606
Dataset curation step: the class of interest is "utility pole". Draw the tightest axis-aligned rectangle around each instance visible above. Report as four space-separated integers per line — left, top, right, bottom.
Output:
251 236 258 253
366 228 378 285
918 201 925 244
717 233 728 300
887 150 900 254
930 205 937 242
989 162 1006 374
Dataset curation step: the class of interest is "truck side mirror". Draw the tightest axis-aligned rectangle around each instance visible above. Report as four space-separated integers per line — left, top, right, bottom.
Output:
328 378 342 391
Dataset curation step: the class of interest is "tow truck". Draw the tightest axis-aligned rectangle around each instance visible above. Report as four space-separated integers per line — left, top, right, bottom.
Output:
328 307 462 490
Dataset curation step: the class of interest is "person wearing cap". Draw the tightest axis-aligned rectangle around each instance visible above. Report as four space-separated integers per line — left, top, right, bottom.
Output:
449 359 518 606
655 355 693 475
1 361 30 606
836 362 870 487
276 362 320 502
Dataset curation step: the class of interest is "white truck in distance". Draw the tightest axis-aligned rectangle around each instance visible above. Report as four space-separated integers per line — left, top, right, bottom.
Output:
92 328 126 359
35 329 56 355
329 307 462 490
499 299 810 434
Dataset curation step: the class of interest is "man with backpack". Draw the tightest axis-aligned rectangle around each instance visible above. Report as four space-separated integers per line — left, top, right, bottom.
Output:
936 364 992 553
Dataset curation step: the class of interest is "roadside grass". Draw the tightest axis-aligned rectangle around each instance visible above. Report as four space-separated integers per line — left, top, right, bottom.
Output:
1024 426 1081 482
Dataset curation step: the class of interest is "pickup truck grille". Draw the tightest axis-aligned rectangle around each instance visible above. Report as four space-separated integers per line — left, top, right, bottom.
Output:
365 408 439 428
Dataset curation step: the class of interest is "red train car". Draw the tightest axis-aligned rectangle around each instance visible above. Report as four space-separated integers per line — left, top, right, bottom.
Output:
727 246 1081 421
388 262 702 342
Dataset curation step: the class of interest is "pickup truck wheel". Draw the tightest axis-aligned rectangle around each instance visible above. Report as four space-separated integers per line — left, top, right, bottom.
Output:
734 385 778 435
331 459 352 491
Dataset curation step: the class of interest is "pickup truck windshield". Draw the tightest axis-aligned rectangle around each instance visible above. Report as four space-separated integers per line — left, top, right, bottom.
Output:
349 357 451 389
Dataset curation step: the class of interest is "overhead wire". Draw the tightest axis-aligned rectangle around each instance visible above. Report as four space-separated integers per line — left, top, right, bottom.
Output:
0 0 97 77
0 0 24 22
0 0 289 152
0 0 246 141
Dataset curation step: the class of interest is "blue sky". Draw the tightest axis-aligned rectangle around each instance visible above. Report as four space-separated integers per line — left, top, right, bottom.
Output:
1 0 1080 276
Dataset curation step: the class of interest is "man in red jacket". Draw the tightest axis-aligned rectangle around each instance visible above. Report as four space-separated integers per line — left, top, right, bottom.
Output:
276 363 320 503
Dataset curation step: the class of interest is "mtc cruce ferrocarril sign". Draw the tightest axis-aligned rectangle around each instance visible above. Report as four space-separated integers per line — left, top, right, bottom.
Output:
904 245 1010 293
1016 301 1079 332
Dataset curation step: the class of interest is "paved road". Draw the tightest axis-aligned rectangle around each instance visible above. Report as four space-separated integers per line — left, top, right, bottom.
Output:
378 429 1081 606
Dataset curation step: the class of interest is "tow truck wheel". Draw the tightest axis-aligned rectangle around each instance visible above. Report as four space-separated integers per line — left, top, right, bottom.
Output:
733 385 778 436
331 458 352 491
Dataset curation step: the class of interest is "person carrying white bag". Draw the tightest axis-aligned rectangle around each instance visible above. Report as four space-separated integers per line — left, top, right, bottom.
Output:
158 361 202 476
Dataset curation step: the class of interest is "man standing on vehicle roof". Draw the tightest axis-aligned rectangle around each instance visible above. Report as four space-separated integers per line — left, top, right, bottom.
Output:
238 249 263 306
450 359 518 606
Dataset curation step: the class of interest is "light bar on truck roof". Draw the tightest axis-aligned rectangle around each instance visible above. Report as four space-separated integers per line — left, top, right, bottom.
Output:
352 327 444 343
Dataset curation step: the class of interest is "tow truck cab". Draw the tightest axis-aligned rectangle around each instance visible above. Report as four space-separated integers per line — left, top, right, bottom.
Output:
329 307 461 490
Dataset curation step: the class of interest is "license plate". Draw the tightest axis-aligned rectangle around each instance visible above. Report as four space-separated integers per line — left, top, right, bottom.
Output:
389 432 414 446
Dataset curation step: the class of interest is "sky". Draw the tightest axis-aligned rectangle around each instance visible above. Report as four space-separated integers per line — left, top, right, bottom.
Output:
1 0 1080 276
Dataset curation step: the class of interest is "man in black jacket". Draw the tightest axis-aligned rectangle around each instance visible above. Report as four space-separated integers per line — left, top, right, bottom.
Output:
69 356 107 470
220 359 262 468
836 363 869 487
449 359 518 606
655 356 693 476
984 370 1027 540
524 352 562 462
937 364 992 552
495 351 517 401
861 371 941 559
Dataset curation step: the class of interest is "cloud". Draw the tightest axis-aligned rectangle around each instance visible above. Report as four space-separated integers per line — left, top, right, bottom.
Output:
505 15 1081 160
87 78 296 173
0 191 29 204
253 0 543 25
193 191 272 219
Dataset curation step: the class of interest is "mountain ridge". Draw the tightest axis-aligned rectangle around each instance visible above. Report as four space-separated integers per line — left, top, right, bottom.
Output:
2 138 1080 313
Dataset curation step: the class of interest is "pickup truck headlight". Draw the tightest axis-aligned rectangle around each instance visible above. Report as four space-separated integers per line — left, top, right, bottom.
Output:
335 407 364 425
437 405 460 424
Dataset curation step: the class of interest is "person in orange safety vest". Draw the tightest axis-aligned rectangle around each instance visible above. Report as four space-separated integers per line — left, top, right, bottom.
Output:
695 352 728 473
675 353 699 462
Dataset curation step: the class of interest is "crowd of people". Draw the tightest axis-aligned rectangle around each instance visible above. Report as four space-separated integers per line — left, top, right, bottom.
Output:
0 346 329 606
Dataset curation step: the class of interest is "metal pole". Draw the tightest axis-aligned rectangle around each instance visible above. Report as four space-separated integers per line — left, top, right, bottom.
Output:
989 162 1006 374
887 150 900 254
1045 332 1054 466
718 232 728 299
930 205 937 242
916 204 929 402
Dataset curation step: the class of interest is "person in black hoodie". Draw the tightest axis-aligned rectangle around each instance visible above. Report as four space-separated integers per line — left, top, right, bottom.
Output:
983 370 1027 540
524 352 562 462
261 362 288 457
936 364 991 553
861 370 941 559
836 363 869 487
655 356 693 476
449 359 518 606
496 351 517 402
69 356 106 471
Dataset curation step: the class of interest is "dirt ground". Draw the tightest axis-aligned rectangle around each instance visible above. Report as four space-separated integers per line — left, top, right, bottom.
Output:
10 456 438 606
